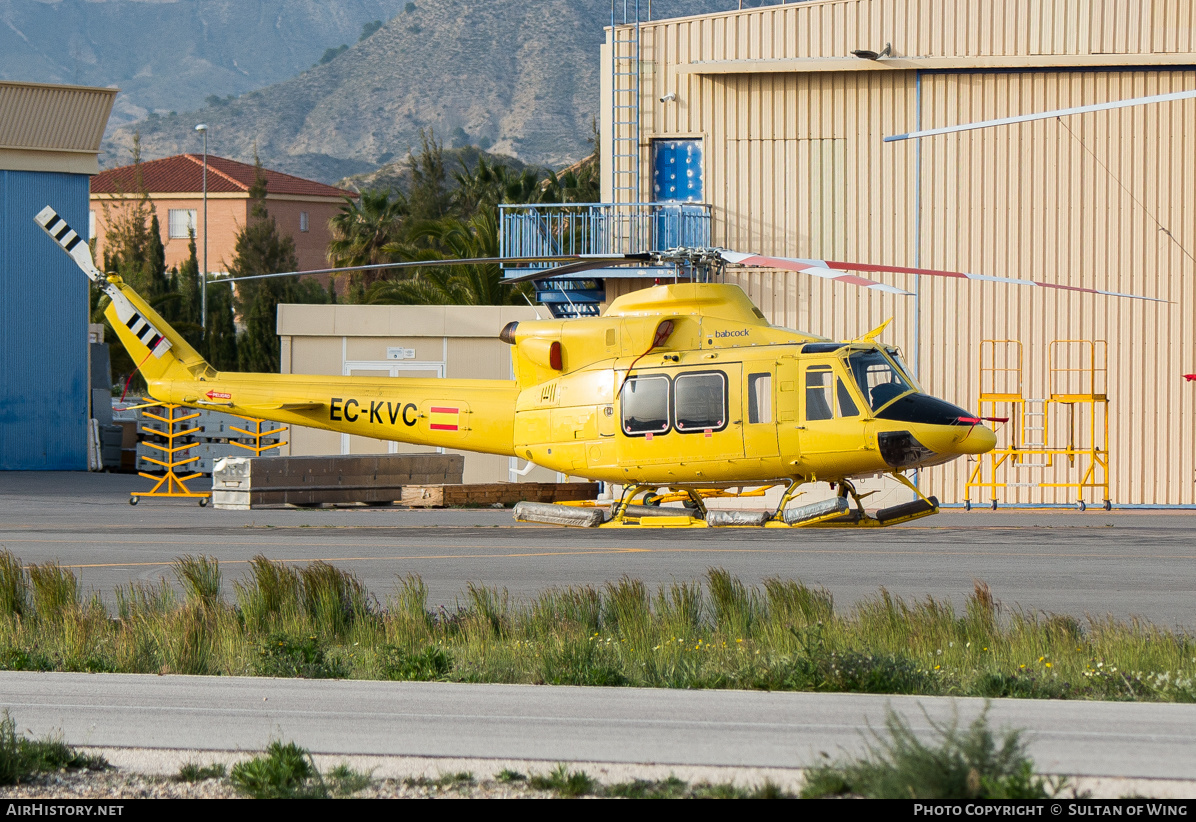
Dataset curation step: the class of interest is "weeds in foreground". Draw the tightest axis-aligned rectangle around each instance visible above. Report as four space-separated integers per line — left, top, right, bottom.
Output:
174 761 226 782
0 711 108 786
229 741 326 799
253 633 347 679
526 766 791 798
0 549 1191 703
528 764 599 797
800 704 1072 799
326 763 372 796
403 771 475 790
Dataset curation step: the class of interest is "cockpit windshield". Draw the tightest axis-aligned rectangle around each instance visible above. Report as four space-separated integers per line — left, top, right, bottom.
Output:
884 347 920 390
848 349 915 411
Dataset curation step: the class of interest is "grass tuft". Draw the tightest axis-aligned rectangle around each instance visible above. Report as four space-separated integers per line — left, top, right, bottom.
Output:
495 768 526 783
114 579 176 620
528 763 598 797
763 577 833 626
800 704 1070 799
172 555 222 612
253 633 346 679
0 551 29 618
707 568 760 638
655 581 704 635
235 555 302 629
300 562 368 634
326 763 372 796
604 576 650 639
605 775 689 798
404 771 474 789
27 562 79 622
378 644 452 681
229 741 325 799
174 761 227 782
542 638 627 686
465 583 508 639
0 711 107 785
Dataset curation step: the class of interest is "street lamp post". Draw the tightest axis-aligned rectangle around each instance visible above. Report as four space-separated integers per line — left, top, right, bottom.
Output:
194 124 208 333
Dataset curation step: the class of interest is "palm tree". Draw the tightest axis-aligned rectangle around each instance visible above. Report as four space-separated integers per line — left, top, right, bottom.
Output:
366 209 531 306
328 190 409 294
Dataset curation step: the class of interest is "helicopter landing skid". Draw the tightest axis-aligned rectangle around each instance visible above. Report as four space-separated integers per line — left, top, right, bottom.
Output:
586 476 940 529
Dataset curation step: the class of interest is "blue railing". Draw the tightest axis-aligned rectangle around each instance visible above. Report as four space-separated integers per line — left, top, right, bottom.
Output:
498 202 712 278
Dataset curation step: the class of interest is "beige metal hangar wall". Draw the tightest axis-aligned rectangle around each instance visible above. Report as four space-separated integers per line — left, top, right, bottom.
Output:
603 0 1196 505
276 303 560 485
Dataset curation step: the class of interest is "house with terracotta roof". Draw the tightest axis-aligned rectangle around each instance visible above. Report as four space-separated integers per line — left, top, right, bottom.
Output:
90 154 356 275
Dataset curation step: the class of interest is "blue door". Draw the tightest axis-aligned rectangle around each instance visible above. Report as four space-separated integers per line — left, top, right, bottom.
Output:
652 139 703 250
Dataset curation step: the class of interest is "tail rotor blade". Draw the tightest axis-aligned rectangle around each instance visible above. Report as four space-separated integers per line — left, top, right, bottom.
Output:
36 205 171 358
34 206 103 283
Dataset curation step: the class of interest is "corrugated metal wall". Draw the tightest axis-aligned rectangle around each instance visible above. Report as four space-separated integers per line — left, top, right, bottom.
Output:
610 0 1196 504
0 170 90 470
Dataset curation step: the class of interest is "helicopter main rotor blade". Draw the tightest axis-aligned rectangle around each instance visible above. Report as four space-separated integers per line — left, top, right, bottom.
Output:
814 258 1168 303
500 254 653 284
220 255 586 284
718 251 914 295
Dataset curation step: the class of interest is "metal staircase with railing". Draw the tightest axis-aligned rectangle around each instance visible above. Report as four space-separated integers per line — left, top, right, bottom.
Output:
610 0 645 202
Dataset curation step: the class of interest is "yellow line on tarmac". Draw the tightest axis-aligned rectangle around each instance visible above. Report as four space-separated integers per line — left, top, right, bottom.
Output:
40 548 651 570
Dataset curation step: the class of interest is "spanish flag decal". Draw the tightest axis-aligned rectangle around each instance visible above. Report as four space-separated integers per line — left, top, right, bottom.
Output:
429 406 461 431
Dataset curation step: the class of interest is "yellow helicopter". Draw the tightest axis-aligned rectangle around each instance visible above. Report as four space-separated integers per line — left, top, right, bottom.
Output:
36 206 1159 528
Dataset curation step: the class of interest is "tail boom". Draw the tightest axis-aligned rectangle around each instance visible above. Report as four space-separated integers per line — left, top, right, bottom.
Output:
154 373 520 457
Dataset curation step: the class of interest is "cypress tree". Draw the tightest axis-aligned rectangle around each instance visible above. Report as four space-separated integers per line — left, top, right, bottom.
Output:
202 275 239 372
230 157 318 372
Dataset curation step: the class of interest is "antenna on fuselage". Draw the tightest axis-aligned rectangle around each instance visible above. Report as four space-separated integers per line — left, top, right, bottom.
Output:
521 292 543 320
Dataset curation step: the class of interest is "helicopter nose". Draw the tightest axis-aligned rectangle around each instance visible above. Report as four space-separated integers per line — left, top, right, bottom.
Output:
955 422 997 455
873 393 998 465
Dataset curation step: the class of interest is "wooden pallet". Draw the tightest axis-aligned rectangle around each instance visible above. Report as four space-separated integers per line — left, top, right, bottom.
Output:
400 482 601 508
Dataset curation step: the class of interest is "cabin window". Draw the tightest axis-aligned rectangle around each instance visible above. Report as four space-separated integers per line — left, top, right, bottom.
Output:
674 372 726 432
747 372 772 424
848 349 913 410
805 367 834 421
622 375 670 435
837 378 860 417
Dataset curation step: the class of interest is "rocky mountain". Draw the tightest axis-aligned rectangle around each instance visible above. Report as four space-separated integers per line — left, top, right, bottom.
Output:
5 0 776 182
337 146 534 196
0 0 409 126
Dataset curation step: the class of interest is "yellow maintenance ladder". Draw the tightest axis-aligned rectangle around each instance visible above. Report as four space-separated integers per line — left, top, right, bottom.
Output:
130 403 209 506
965 339 1111 511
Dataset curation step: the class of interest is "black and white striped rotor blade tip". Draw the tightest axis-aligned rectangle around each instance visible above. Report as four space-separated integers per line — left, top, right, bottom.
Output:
35 206 103 282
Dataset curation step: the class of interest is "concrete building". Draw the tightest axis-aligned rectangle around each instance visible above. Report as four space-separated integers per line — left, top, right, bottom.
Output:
277 303 560 484
90 154 355 275
0 81 115 470
579 0 1196 506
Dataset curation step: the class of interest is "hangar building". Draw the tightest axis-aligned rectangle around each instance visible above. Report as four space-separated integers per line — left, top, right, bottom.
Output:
0 81 115 470
547 0 1195 506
